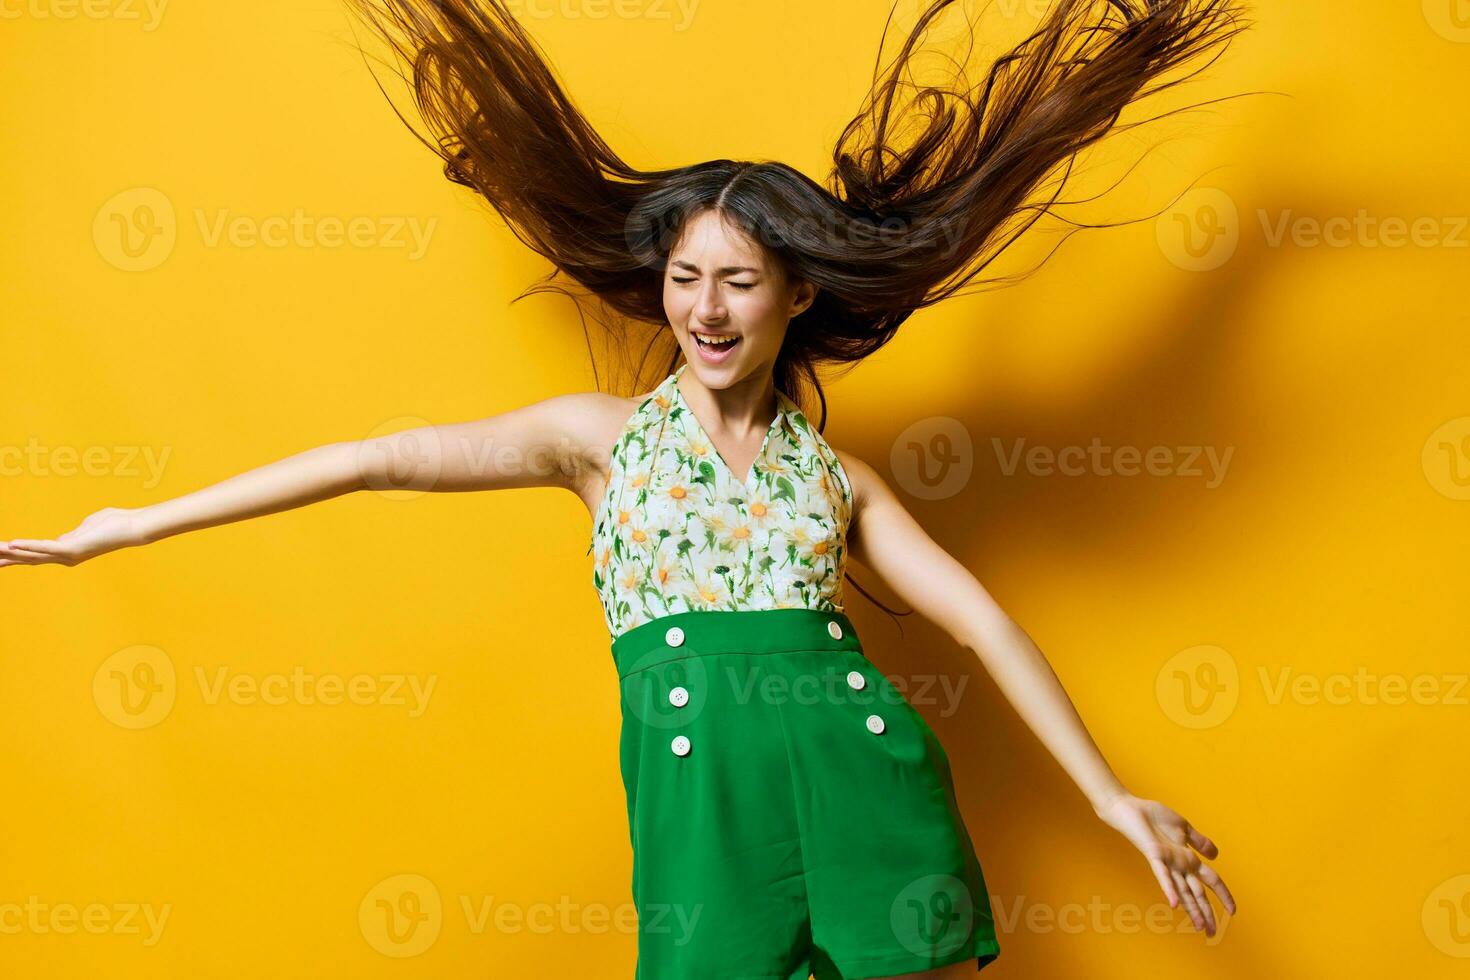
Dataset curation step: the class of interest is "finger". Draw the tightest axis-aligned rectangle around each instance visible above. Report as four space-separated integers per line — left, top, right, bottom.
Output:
1184 822 1219 858
0 545 55 563
1186 872 1216 936
5 538 63 553
1 540 57 554
1150 857 1179 907
3 541 73 563
0 552 53 567
1196 863 1237 915
1172 870 1203 932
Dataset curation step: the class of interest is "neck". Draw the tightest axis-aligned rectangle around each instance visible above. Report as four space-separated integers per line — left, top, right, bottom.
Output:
677 364 781 435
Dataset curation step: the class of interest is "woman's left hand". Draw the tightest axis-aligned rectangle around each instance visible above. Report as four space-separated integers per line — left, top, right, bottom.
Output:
1094 792 1237 937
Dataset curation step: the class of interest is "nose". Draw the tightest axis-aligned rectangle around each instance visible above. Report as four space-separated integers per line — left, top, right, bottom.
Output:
693 280 726 322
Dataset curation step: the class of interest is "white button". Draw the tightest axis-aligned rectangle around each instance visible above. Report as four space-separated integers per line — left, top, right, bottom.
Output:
827 621 843 640
846 670 866 691
671 735 691 756
665 626 685 647
669 686 689 708
865 714 885 735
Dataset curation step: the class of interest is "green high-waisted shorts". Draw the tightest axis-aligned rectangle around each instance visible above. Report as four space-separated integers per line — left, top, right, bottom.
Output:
612 607 1001 979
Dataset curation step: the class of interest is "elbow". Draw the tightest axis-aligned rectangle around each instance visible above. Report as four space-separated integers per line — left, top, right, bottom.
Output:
325 440 376 494
943 587 1014 657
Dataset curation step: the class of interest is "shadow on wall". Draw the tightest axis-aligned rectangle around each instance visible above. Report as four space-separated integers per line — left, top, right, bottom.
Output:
838 183 1357 976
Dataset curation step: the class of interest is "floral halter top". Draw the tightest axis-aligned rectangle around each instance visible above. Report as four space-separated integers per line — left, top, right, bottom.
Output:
589 363 854 639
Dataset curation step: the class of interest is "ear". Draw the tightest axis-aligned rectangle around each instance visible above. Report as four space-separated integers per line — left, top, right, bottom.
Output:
789 277 818 318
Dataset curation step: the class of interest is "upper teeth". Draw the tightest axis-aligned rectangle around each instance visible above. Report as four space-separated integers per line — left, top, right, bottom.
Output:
696 333 736 345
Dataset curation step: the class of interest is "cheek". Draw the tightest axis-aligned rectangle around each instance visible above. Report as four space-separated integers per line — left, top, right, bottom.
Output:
743 304 789 352
663 283 691 315
743 294 789 327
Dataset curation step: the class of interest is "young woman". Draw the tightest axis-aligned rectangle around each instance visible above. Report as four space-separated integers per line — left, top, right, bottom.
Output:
3 1 1249 976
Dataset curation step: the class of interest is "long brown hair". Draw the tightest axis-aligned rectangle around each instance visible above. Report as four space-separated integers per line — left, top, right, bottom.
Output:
345 0 1254 623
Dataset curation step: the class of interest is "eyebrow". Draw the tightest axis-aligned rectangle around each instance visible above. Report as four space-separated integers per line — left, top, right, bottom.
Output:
670 260 760 275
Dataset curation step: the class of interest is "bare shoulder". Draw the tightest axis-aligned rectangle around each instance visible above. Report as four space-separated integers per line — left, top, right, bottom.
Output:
831 445 912 538
550 389 641 449
558 387 647 514
831 446 886 519
834 446 877 494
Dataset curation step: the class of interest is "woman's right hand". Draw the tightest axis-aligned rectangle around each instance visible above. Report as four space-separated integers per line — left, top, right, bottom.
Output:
0 506 147 568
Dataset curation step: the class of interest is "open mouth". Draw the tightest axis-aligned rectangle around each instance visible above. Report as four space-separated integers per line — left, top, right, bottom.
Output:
693 331 742 359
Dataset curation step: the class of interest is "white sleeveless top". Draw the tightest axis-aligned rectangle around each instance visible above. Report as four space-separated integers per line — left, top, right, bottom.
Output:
588 363 853 638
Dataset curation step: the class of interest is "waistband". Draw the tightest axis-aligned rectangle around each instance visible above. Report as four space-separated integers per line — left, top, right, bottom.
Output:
610 608 862 679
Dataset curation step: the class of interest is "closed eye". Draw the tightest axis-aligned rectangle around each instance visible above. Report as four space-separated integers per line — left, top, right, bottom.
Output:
672 276 755 290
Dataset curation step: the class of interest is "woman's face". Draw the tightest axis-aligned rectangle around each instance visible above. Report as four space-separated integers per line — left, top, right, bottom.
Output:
663 209 816 390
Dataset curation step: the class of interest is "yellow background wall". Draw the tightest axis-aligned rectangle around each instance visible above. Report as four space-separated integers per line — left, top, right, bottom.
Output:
2 1 1465 976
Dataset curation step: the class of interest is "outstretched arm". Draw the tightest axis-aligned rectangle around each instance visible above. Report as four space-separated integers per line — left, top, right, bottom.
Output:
1 392 606 569
838 449 1237 937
